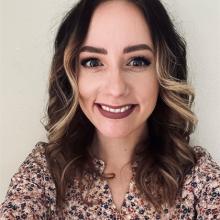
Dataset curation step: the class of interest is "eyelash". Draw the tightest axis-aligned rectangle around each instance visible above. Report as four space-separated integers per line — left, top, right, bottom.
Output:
80 56 151 69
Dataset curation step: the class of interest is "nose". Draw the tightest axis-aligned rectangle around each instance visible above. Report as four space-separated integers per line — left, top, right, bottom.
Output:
105 68 129 97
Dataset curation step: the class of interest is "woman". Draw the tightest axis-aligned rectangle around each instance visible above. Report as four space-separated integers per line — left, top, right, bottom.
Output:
1 0 220 219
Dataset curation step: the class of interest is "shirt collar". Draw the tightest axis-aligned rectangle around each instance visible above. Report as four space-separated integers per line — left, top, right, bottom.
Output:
92 156 139 175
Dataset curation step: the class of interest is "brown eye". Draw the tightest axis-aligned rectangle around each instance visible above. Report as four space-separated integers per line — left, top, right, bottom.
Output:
128 56 151 67
80 58 103 68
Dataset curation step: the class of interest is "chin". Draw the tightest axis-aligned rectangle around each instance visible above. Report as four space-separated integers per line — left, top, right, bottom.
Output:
96 127 133 138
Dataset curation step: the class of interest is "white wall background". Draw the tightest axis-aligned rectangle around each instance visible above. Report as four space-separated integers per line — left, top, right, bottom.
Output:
0 0 219 203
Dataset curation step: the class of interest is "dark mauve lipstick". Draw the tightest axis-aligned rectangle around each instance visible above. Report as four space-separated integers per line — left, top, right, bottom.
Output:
95 103 137 119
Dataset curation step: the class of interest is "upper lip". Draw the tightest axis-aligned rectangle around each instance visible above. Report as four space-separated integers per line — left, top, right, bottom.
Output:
96 103 136 109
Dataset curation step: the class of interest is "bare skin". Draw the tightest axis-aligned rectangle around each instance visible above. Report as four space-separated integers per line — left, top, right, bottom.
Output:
90 132 145 211
104 165 133 211
78 0 158 210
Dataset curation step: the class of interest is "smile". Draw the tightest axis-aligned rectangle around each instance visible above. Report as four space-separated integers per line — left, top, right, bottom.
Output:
101 104 132 113
96 104 137 119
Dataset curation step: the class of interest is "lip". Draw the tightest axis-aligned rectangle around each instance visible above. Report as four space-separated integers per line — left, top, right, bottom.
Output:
95 104 137 119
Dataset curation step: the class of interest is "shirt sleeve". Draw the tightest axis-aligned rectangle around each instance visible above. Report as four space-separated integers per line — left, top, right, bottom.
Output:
194 147 220 219
0 142 56 219
196 178 220 219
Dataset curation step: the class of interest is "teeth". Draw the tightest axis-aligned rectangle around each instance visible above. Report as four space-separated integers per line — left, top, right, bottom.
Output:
101 105 132 113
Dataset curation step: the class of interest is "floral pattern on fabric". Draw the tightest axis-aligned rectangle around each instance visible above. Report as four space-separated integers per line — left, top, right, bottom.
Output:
0 143 220 219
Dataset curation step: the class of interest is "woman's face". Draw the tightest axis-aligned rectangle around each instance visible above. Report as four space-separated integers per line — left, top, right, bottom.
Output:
77 1 159 138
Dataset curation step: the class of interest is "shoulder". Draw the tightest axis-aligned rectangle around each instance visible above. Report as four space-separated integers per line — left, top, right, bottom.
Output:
27 141 47 160
23 141 48 167
179 146 220 218
15 141 50 177
192 145 220 181
7 141 54 190
183 145 220 192
184 146 220 216
182 145 220 197
0 141 57 218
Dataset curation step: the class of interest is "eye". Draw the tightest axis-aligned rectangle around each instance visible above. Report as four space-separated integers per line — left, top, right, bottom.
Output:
127 56 151 67
80 57 103 68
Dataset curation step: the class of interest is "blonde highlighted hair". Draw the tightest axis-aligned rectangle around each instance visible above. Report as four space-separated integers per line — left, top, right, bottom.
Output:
41 0 198 215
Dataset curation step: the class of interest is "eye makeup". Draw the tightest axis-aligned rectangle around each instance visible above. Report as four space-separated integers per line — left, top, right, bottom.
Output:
80 57 103 68
127 56 151 67
80 56 151 69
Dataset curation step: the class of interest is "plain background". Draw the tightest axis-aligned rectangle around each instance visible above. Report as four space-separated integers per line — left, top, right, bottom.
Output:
0 0 219 203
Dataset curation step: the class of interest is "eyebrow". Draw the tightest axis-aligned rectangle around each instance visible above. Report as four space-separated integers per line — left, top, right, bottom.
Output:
79 44 154 54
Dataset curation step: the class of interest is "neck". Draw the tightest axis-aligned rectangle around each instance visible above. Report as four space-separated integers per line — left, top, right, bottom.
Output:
90 124 148 169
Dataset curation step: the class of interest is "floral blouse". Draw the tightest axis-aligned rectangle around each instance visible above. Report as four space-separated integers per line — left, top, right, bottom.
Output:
0 142 220 220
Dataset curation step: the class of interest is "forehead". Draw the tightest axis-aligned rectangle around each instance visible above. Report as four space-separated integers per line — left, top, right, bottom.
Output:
82 1 153 51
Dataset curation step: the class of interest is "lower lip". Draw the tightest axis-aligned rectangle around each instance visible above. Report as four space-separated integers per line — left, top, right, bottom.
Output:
96 104 137 119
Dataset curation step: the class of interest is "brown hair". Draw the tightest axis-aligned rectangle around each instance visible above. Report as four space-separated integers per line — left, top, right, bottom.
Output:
42 0 198 214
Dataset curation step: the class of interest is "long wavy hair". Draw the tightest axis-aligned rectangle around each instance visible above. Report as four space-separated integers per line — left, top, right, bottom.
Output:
42 0 198 214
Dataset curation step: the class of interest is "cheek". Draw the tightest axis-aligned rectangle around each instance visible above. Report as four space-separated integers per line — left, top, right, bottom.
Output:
78 76 98 103
138 76 159 105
